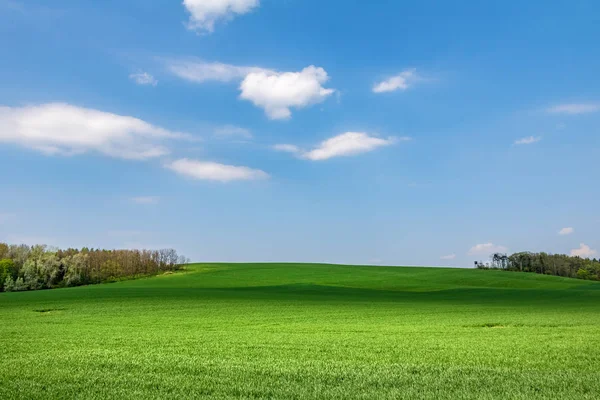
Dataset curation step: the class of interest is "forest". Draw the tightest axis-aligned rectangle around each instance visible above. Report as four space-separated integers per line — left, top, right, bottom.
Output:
476 251 600 280
0 243 188 292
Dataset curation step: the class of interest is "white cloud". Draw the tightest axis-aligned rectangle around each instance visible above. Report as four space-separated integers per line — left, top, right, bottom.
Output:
468 243 508 256
166 158 268 182
272 144 301 154
214 125 252 139
129 72 158 86
166 60 335 119
166 59 268 83
547 103 600 115
559 227 574 236
440 254 456 260
570 243 597 258
514 136 541 145
372 69 418 93
0 103 188 160
183 0 260 33
301 132 402 161
130 196 160 205
239 66 335 120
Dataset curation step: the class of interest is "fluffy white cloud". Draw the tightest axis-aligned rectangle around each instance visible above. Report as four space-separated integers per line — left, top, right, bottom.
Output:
272 144 301 154
183 0 259 33
301 132 402 161
129 72 158 86
167 60 335 119
440 254 456 260
373 69 418 93
166 59 268 83
559 227 574 235
0 103 188 160
468 243 508 256
514 136 541 145
130 196 160 205
570 243 597 258
166 158 268 182
547 103 600 115
214 125 252 139
240 66 335 120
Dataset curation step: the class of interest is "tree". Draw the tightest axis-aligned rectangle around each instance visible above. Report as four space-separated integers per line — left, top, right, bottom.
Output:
13 277 27 291
0 259 16 292
3 275 15 292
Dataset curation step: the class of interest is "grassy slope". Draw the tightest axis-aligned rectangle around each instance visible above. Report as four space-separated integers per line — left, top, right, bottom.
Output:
1 263 599 399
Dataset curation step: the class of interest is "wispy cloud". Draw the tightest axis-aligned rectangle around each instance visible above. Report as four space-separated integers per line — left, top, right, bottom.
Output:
440 254 456 260
130 196 160 205
547 103 600 115
373 69 419 93
214 125 252 139
558 227 574 236
303 132 401 161
166 59 268 83
272 144 301 154
468 243 508 256
275 132 406 161
166 158 269 182
129 71 158 86
514 136 541 145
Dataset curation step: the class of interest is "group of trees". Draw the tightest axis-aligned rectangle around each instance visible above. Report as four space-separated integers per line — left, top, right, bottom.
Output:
0 243 189 292
475 251 600 280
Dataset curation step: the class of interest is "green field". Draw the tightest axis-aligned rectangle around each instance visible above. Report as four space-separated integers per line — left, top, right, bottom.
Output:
1 263 600 399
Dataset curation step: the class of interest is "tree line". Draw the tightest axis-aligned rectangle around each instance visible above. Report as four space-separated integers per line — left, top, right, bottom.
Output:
475 251 600 280
0 243 189 292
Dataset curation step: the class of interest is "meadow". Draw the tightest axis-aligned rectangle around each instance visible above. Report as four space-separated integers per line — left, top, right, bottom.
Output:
1 263 599 399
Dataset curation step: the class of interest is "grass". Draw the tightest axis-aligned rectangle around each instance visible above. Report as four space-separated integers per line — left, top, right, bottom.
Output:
1 263 600 399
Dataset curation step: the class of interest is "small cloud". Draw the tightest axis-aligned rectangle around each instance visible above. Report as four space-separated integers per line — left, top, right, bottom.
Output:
514 136 541 145
166 58 268 83
183 0 260 34
166 158 269 182
570 243 597 258
214 125 252 139
558 227 574 236
240 66 335 120
468 243 508 256
373 68 419 93
129 71 158 86
547 103 600 115
130 196 160 205
272 144 301 154
440 254 456 260
301 132 404 161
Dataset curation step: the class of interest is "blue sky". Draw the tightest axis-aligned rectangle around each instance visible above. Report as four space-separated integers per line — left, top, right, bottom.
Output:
0 0 599 266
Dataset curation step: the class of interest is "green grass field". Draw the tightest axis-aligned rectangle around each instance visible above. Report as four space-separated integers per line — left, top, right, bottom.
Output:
1 263 600 399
